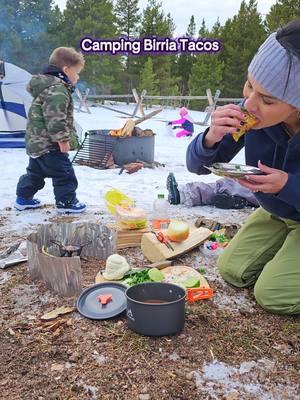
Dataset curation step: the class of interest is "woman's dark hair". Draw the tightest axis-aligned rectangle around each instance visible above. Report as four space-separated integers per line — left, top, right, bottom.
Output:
276 20 300 94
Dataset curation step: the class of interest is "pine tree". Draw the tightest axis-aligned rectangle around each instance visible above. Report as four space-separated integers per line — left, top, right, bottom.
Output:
187 15 196 37
211 17 222 37
188 55 224 97
20 0 62 72
138 58 159 95
60 0 122 93
265 0 300 33
114 0 140 93
0 0 61 73
220 0 266 98
140 0 172 37
198 18 209 37
138 0 178 96
188 23 224 109
114 0 140 37
0 0 21 64
187 18 224 109
177 15 197 95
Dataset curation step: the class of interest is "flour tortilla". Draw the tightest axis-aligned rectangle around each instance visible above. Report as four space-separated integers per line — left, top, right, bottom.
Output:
162 266 209 288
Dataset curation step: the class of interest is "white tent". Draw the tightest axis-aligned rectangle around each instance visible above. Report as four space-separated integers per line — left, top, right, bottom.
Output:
0 61 32 148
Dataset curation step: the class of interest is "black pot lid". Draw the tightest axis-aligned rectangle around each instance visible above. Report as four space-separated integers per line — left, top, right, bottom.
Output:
76 282 127 320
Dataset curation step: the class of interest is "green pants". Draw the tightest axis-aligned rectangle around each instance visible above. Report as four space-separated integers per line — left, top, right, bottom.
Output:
217 207 300 315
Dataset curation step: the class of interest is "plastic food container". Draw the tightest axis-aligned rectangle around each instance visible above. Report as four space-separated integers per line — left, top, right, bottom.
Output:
105 188 135 214
105 188 147 229
115 205 147 230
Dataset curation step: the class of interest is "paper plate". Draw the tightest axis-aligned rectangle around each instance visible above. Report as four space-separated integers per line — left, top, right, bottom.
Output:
205 163 263 178
76 282 127 320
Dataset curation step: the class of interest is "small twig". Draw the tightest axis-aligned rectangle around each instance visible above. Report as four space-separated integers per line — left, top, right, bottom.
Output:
140 353 151 368
209 347 215 361
122 369 133 386
252 344 263 353
116 331 127 343
102 327 124 337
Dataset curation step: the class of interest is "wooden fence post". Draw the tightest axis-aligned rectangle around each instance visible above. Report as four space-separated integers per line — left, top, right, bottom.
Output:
132 88 146 117
75 88 91 114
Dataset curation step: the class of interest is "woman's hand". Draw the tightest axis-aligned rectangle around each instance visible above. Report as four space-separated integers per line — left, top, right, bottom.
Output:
238 161 288 194
204 104 245 148
58 141 70 153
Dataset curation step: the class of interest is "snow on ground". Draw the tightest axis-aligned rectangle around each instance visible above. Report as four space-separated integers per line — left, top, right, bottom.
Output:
191 358 300 400
0 103 245 236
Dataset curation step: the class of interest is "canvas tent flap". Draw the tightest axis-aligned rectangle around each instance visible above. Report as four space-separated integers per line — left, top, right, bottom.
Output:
0 62 32 148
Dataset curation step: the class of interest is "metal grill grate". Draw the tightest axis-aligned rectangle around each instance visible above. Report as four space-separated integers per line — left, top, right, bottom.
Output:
72 130 117 169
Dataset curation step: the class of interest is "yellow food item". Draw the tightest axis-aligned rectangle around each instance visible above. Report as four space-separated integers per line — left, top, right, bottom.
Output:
166 220 190 242
232 110 258 142
115 205 147 230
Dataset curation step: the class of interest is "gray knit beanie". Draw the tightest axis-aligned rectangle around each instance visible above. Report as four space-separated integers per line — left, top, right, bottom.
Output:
248 32 300 108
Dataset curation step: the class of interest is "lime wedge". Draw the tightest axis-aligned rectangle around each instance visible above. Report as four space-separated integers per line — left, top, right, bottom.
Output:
148 268 164 282
184 278 200 288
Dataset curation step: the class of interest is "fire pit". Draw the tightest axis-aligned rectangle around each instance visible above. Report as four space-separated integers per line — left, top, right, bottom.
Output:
27 222 117 297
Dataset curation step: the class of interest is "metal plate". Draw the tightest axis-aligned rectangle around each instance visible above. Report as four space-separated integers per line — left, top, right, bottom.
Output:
76 282 127 320
204 163 263 178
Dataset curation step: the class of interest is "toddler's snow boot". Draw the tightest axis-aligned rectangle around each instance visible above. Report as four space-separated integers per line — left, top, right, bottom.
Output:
56 200 86 214
14 197 42 211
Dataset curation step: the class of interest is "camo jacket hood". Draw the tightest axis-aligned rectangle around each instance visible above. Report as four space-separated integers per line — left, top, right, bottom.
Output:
25 74 77 158
27 74 64 99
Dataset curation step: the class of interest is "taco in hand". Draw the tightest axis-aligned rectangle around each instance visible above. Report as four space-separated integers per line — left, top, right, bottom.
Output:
232 110 258 142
